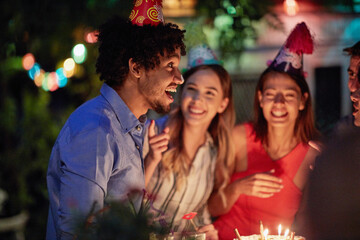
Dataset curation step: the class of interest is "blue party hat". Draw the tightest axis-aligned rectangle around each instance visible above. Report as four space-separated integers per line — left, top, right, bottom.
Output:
185 21 220 69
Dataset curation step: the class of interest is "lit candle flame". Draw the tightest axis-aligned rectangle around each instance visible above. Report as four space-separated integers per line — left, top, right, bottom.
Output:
278 224 282 236
284 229 290 238
264 229 268 240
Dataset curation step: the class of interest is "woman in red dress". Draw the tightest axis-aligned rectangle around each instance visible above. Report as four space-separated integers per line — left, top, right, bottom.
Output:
208 22 320 239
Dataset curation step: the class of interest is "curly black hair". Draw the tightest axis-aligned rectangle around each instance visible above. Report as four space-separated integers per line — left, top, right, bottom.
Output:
95 15 186 87
343 41 360 57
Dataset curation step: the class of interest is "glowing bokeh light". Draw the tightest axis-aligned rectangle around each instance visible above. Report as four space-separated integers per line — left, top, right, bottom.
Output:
64 67 75 78
22 53 35 70
34 69 45 87
227 6 236 15
284 0 299 16
23 38 90 91
47 72 59 92
71 44 87 64
56 68 68 87
28 63 41 80
64 58 76 71
85 30 98 43
214 14 234 30
42 73 49 91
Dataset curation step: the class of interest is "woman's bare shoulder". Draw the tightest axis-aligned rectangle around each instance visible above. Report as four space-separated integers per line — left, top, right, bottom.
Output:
233 123 247 140
233 123 248 172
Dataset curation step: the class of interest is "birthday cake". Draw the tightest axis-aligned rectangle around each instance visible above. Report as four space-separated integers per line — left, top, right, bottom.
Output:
237 235 305 240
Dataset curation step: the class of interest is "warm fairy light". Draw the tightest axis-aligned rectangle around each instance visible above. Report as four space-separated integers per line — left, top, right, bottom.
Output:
63 58 76 77
34 69 45 87
23 39 90 91
283 0 299 16
284 229 290 238
22 53 35 70
85 30 98 43
42 73 49 91
63 58 75 71
63 68 75 78
47 72 59 92
278 224 282 236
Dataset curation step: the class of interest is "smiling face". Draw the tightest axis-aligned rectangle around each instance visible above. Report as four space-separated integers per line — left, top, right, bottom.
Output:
258 72 307 129
180 68 229 128
138 48 183 114
347 55 360 126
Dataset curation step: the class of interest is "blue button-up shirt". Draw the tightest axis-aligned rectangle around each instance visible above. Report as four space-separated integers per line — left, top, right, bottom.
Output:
46 83 146 240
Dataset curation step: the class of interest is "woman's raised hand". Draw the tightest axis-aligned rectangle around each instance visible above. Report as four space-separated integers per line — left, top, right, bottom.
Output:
235 169 283 198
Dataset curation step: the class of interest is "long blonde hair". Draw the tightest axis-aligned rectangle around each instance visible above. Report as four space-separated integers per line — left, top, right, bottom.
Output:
160 65 235 204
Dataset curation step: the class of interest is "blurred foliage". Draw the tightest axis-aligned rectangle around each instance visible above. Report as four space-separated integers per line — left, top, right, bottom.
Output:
74 201 154 240
195 0 281 59
194 0 359 59
74 190 171 240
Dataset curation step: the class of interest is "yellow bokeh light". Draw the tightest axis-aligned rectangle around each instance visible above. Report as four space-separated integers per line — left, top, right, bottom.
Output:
63 58 76 72
64 67 75 78
34 69 45 87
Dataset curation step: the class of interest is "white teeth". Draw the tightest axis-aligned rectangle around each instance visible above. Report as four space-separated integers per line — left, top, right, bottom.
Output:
166 89 177 93
189 107 204 114
272 111 286 117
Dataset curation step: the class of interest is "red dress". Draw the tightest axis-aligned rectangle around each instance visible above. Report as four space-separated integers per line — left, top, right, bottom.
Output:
213 123 309 239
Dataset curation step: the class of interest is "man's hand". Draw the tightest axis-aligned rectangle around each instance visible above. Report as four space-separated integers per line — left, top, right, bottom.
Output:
147 120 170 165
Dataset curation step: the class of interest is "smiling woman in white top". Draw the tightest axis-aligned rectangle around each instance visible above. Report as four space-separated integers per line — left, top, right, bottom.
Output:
144 60 235 239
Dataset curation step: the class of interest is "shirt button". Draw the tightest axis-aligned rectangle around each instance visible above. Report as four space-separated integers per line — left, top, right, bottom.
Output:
136 125 141 131
136 145 140 149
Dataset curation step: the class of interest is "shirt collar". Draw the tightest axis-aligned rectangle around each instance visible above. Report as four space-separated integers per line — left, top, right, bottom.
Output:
100 83 147 134
205 131 215 148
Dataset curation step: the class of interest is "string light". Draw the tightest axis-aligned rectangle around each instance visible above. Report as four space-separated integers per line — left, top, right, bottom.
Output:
22 30 97 92
72 44 87 64
22 53 35 70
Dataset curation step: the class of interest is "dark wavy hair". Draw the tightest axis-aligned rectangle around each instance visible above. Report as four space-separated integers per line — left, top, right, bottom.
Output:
343 41 360 57
253 68 319 144
95 15 186 87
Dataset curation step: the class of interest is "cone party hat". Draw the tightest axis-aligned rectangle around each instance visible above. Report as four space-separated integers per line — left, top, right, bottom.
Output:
129 0 164 26
268 22 314 77
185 21 220 69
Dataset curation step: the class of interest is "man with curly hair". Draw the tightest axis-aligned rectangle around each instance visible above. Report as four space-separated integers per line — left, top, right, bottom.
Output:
46 4 186 238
